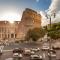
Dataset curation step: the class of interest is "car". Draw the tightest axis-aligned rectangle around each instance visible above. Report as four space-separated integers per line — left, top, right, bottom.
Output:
30 51 35 55
24 48 35 56
0 50 2 56
19 48 23 53
48 52 56 57
41 46 49 51
24 49 31 56
0 45 4 56
31 48 40 52
30 54 42 60
13 48 23 53
13 53 22 59
48 49 56 57
41 43 49 51
48 49 56 53
52 46 60 50
52 42 60 50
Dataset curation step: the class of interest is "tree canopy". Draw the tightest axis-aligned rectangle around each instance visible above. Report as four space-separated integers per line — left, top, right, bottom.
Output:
47 22 60 39
25 28 46 41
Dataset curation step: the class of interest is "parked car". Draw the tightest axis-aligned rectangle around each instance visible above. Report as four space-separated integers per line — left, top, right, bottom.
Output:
30 54 42 60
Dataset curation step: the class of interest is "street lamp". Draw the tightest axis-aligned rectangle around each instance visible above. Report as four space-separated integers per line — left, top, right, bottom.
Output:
45 13 56 60
4 21 7 40
46 13 56 28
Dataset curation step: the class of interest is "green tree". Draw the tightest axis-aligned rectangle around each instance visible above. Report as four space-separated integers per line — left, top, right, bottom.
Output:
47 30 60 39
47 22 60 40
25 28 46 41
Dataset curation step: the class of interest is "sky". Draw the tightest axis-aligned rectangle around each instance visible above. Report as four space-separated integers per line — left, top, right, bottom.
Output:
0 0 60 26
41 0 60 26
0 0 51 22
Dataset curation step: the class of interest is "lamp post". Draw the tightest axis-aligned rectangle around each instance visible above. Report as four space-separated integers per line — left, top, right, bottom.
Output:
46 13 56 60
4 21 7 40
46 12 56 28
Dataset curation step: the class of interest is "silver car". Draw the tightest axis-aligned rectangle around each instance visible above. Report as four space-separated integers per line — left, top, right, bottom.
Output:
30 54 42 60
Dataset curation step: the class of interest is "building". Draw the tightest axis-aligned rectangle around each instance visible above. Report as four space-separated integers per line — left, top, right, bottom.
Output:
0 8 41 41
17 8 41 39
0 21 19 41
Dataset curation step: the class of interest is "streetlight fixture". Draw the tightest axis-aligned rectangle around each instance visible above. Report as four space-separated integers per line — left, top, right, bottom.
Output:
46 13 56 28
45 12 56 60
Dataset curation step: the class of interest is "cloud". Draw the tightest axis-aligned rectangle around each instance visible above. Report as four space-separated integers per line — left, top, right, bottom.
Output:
36 0 39 2
41 0 60 26
0 6 22 21
48 0 60 23
48 0 60 13
40 11 49 26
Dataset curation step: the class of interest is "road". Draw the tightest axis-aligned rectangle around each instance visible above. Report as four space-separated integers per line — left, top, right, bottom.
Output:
0 42 60 60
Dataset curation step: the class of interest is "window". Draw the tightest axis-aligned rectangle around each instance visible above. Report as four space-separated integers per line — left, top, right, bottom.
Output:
11 34 14 38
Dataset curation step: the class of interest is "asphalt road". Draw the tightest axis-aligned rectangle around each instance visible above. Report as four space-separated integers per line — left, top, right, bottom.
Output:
0 42 60 60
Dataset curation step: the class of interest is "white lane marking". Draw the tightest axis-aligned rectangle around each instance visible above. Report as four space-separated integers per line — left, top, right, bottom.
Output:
3 50 13 52
43 53 46 58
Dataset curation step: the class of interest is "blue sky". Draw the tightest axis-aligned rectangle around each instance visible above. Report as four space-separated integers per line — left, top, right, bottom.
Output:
0 0 51 11
0 0 51 21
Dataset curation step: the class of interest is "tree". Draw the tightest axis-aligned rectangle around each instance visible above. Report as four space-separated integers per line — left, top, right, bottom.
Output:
25 28 46 41
47 22 60 40
47 30 60 39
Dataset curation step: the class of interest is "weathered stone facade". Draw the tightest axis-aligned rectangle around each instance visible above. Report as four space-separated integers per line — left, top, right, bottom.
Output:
17 8 41 39
0 8 41 41
0 21 19 40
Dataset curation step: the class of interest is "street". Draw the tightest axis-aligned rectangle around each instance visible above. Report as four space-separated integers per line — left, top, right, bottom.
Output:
0 41 60 60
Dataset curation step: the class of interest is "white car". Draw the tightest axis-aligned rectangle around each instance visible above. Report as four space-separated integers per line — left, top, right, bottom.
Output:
42 45 49 51
30 54 42 60
13 53 22 58
24 49 31 56
48 52 56 57
30 51 35 55
31 48 40 52
24 48 35 56
0 45 4 55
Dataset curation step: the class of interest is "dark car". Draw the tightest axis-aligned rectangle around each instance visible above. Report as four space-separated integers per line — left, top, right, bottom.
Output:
13 48 23 53
52 46 60 50
0 52 2 56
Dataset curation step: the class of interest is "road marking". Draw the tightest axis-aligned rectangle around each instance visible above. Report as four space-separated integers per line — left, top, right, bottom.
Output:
43 53 46 58
3 50 13 52
5 58 13 60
